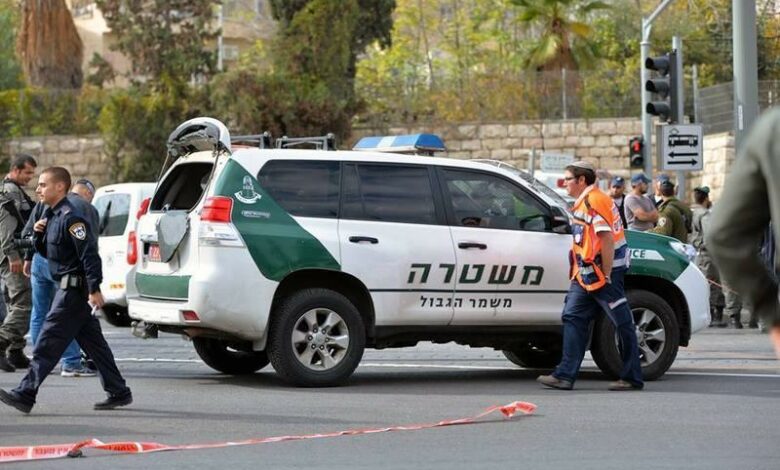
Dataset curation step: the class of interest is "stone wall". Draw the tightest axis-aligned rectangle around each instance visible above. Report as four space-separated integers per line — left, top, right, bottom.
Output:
2 119 735 203
1 134 111 188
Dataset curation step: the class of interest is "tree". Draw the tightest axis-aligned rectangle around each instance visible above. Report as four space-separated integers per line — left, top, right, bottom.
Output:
15 0 83 88
0 3 23 90
510 0 610 71
95 0 219 85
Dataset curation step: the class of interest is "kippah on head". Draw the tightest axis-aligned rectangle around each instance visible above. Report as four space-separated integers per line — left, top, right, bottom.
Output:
75 178 96 195
568 160 595 172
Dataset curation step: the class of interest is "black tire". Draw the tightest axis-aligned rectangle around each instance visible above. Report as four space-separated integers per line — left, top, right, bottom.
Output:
503 339 562 369
591 289 680 381
268 288 365 387
101 304 132 327
193 337 269 375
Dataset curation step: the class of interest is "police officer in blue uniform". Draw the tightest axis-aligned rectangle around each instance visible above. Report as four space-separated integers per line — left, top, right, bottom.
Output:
0 167 131 414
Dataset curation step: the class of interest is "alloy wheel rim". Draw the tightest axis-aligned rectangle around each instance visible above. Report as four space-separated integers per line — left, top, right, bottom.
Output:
292 308 350 371
631 307 666 367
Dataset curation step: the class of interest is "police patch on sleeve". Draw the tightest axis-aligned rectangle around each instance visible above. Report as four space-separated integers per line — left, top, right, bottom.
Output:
69 222 87 240
658 217 667 227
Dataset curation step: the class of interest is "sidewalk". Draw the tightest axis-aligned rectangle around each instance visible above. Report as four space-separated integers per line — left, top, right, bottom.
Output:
672 326 779 374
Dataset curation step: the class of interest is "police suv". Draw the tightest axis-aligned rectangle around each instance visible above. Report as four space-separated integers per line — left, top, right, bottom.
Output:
127 117 710 387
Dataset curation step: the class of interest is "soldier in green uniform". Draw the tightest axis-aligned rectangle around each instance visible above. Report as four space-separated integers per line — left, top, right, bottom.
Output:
651 180 688 242
691 186 727 327
708 108 780 358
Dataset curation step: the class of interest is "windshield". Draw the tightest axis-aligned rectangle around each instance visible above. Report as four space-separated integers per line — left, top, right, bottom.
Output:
472 160 572 212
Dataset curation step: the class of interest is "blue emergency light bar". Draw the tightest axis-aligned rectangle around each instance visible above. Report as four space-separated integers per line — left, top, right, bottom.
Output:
352 134 446 155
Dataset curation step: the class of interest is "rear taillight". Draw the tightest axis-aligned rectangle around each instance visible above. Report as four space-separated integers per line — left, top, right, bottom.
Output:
127 230 138 265
182 310 200 322
200 196 233 223
556 178 566 188
136 197 151 220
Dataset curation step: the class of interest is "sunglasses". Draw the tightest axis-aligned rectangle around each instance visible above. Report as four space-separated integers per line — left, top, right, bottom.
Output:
563 176 577 181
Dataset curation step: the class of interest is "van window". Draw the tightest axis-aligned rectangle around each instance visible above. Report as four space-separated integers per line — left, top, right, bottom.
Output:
94 193 131 237
151 162 212 211
257 160 340 218
342 164 437 225
442 169 551 231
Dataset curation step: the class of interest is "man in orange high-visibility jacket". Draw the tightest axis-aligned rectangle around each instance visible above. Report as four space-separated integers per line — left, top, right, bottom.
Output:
537 161 643 391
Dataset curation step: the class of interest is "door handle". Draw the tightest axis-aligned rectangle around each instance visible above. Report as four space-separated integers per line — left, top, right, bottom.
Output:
349 236 379 244
458 242 487 250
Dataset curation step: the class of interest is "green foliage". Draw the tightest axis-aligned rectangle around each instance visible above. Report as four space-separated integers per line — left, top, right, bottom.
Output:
0 87 106 138
98 81 195 182
0 4 23 90
95 0 219 86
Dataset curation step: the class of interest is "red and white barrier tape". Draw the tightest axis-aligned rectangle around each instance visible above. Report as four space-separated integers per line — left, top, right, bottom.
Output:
0 400 536 463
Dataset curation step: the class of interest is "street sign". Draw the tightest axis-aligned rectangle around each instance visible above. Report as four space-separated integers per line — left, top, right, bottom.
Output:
659 124 703 171
540 152 574 172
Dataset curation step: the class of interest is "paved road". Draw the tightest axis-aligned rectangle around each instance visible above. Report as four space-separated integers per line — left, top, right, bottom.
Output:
0 325 778 469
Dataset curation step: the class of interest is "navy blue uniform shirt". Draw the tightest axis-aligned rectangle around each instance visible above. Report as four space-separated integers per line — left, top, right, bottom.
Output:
24 194 100 261
33 197 102 293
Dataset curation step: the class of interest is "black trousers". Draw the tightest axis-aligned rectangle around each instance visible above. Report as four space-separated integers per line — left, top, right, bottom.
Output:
13 287 130 405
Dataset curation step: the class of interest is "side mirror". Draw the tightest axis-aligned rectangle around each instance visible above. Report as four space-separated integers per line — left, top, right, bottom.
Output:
551 215 571 234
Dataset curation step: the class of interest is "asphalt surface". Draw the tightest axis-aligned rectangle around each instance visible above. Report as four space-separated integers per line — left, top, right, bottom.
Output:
0 324 778 469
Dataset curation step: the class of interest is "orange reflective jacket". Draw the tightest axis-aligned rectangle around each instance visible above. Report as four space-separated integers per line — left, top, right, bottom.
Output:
570 185 629 291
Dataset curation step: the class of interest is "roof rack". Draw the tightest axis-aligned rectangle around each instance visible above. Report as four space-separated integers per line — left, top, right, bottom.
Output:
275 133 336 151
231 132 273 149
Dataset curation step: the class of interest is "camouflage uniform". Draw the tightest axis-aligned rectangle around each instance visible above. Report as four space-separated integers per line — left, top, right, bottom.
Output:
691 205 729 326
0 179 33 356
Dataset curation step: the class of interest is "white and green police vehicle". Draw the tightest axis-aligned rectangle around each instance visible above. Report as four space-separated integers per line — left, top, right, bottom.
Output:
127 117 710 387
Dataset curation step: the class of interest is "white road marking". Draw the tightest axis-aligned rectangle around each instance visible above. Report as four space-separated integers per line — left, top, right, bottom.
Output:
112 358 780 379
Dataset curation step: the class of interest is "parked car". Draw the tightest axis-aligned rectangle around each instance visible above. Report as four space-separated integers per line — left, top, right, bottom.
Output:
93 183 156 326
126 117 709 387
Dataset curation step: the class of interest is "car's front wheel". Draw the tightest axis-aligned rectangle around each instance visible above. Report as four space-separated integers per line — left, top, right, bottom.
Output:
193 338 269 375
591 289 680 381
268 288 365 387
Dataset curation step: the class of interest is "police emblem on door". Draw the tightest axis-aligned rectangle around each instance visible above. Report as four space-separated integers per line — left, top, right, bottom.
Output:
235 176 262 204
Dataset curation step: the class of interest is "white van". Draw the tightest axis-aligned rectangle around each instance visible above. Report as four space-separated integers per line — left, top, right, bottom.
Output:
127 118 710 387
93 183 155 326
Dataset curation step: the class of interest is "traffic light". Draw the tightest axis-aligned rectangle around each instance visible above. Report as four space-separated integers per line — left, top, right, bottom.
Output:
645 50 680 123
629 136 644 168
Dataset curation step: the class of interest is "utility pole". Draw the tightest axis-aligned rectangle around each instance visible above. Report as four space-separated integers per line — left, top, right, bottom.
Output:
732 0 759 152
641 0 674 177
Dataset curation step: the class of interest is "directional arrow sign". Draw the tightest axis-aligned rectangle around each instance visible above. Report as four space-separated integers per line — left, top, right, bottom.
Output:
659 124 703 171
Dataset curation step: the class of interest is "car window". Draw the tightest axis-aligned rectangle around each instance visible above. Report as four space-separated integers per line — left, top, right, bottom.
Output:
342 163 437 225
442 169 551 231
258 160 340 218
151 162 213 211
94 193 130 237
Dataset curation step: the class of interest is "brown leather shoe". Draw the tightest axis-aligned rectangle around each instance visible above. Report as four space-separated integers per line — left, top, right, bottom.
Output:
608 379 643 391
537 374 573 390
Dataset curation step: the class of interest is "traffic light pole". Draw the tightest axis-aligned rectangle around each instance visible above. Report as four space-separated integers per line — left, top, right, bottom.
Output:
673 36 685 200
641 0 674 178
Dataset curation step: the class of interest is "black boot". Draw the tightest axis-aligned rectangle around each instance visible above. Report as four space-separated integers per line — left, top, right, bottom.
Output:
731 317 743 329
0 355 15 372
710 308 727 328
7 349 29 369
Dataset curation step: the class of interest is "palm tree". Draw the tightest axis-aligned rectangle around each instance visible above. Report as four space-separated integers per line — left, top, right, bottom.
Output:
511 0 609 71
510 0 609 118
16 0 83 88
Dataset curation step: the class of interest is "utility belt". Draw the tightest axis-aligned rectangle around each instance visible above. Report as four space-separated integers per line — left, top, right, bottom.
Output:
59 274 86 290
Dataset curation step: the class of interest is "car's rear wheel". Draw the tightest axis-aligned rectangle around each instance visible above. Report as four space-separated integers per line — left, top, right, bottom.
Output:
503 338 562 369
193 338 269 375
101 304 132 327
591 289 679 381
268 288 365 387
